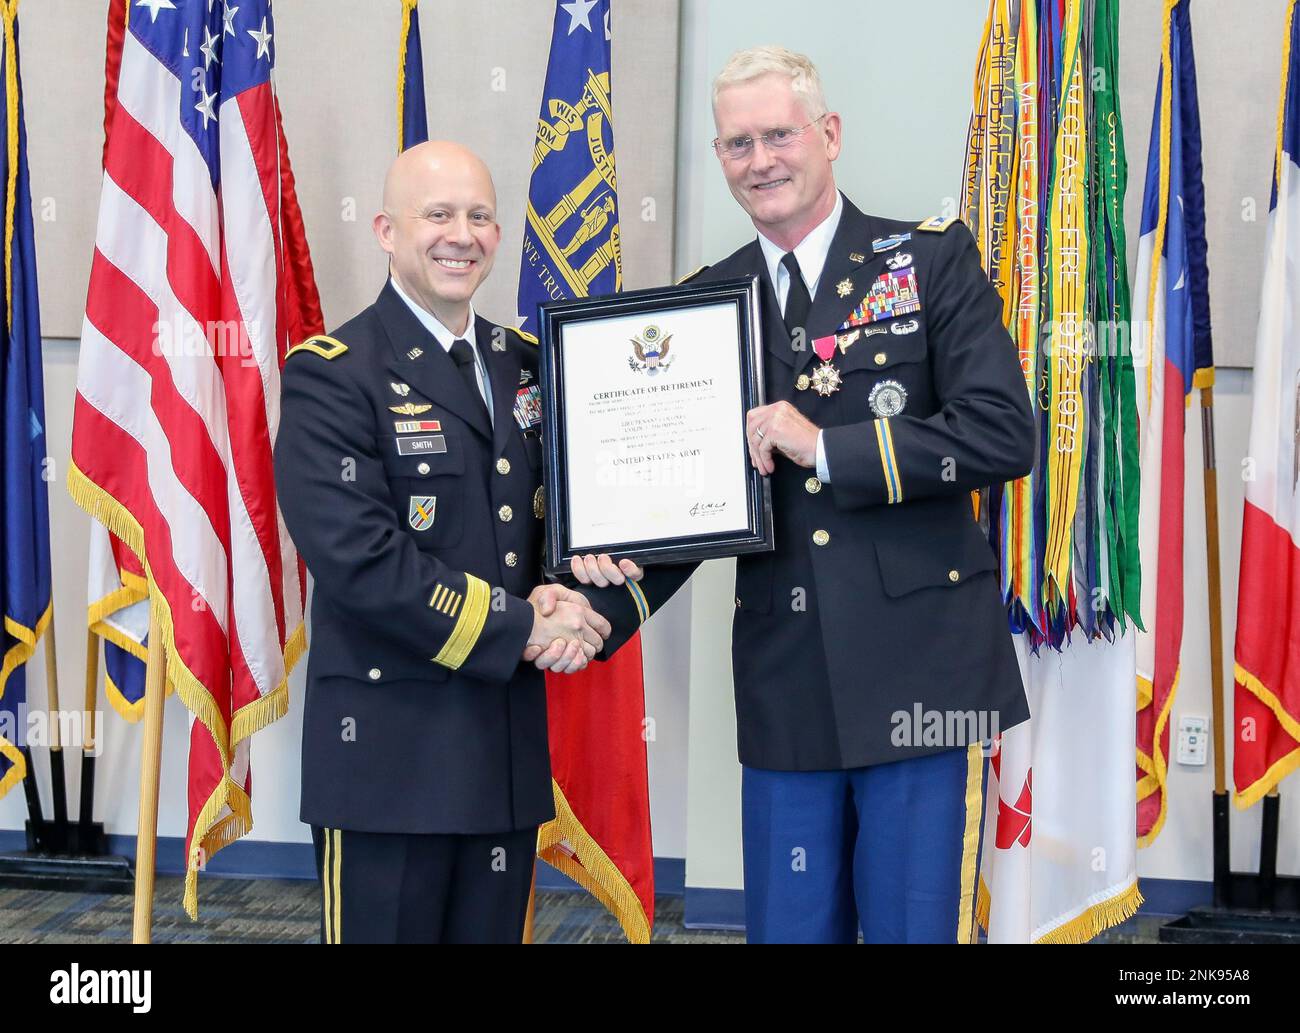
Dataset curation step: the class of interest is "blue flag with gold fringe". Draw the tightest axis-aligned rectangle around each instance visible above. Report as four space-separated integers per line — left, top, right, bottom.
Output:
397 0 427 152
515 0 657 945
0 3 51 799
516 0 621 330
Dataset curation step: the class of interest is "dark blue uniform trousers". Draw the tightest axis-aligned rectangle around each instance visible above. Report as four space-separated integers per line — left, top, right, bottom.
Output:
312 825 536 944
741 744 986 943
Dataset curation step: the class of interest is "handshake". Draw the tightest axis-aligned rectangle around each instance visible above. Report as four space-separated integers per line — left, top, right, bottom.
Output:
521 553 644 674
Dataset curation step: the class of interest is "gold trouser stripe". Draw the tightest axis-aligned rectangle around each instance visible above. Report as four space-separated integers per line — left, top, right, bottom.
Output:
956 742 984 944
626 579 649 624
333 828 342 943
434 574 490 669
321 828 330 943
322 827 343 944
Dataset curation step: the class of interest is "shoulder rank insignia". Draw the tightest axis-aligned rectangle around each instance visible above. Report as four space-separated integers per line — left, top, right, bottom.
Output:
917 215 959 233
285 334 348 361
675 264 710 285
511 326 539 346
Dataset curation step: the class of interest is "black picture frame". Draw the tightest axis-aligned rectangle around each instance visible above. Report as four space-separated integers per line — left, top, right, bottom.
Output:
538 275 773 576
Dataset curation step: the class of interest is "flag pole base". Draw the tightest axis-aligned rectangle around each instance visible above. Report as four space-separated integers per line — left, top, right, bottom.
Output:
1160 793 1300 941
1158 897 1300 944
0 819 133 893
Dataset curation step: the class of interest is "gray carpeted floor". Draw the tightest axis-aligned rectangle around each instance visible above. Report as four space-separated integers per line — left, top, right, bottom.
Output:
0 875 1165 943
0 875 743 943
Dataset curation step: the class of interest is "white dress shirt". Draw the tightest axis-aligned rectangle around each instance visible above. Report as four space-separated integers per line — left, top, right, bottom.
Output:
755 192 843 482
390 276 493 426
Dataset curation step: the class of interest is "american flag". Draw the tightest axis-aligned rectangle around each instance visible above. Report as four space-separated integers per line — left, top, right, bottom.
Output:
69 0 321 917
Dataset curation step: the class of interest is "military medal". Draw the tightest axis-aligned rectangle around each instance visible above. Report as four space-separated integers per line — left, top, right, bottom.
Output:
808 335 842 397
868 379 908 417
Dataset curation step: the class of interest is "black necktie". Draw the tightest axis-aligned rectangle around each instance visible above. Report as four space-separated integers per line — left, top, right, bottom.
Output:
449 338 489 422
781 251 812 340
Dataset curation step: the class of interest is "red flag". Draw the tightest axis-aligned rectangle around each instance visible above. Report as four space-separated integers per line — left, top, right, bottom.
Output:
539 637 653 941
102 0 125 166
1233 0 1300 805
516 0 653 942
69 2 321 917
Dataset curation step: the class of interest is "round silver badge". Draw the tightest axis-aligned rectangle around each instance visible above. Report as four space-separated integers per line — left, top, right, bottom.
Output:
868 379 908 418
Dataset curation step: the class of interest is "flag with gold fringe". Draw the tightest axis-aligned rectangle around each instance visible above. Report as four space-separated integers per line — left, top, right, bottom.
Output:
1133 0 1214 847
69 0 322 917
397 0 427 153
515 0 654 943
0 0 51 802
82 0 151 725
1232 0 1300 808
963 0 1143 943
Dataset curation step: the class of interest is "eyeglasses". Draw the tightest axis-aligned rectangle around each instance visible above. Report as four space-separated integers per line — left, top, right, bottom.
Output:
712 115 826 161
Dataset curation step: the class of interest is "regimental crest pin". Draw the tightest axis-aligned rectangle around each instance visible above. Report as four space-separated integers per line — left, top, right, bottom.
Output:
836 277 854 298
390 381 411 397
869 379 908 417
629 324 675 374
390 402 433 416
408 495 437 531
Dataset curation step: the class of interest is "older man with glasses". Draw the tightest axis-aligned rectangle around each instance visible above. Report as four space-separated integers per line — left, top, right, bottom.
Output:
573 45 1035 943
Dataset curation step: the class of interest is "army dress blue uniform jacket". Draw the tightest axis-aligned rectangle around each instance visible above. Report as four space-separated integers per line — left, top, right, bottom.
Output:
584 196 1036 771
274 282 558 835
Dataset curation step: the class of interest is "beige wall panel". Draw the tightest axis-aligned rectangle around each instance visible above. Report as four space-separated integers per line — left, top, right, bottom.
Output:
25 0 679 337
1121 0 1288 368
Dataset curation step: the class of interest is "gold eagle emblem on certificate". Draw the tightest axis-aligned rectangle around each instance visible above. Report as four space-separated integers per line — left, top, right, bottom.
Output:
628 324 674 374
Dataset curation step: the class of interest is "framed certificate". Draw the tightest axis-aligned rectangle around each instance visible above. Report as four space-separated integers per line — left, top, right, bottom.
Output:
538 276 773 575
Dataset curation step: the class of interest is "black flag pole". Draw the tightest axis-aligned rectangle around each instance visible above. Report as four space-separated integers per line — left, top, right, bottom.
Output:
0 612 131 893
1159 389 1300 943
